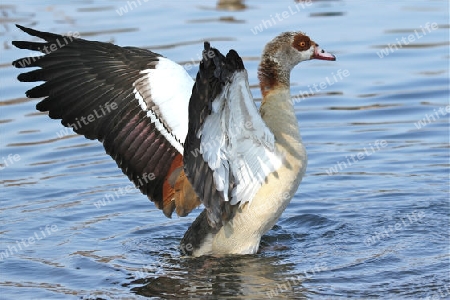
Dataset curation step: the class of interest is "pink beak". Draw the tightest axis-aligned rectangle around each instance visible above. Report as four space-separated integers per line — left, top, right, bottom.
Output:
312 45 336 61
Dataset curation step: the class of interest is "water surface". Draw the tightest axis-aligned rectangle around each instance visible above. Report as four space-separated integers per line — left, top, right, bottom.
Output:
0 0 449 299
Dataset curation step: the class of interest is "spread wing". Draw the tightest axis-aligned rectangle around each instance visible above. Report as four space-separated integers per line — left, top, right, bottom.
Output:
183 43 283 229
12 25 201 217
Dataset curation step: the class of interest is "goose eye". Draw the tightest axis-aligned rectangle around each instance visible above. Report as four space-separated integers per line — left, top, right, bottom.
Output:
293 35 311 51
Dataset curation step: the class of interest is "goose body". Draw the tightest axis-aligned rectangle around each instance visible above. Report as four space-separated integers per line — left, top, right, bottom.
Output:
12 25 335 256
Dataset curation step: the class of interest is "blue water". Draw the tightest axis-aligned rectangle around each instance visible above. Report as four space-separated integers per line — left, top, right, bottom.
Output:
0 1 449 299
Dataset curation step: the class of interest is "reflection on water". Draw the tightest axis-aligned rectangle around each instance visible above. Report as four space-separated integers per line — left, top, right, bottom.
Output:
0 0 449 299
131 255 302 299
217 0 247 11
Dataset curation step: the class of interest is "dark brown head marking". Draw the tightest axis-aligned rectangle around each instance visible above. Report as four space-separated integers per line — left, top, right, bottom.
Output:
293 34 311 52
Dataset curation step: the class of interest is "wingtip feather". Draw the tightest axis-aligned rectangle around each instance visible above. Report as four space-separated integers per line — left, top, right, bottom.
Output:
14 24 61 42
204 41 211 51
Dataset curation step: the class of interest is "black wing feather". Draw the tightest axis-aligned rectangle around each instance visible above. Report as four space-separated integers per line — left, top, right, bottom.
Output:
183 42 245 229
12 25 178 212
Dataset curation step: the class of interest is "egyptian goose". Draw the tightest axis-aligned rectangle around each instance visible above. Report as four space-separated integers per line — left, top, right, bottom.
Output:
12 25 335 256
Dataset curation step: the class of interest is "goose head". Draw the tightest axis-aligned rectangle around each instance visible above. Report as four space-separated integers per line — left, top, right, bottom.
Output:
258 31 335 95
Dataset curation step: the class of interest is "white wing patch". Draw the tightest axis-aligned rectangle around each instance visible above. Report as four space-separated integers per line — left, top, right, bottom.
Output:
133 57 194 154
198 70 283 206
